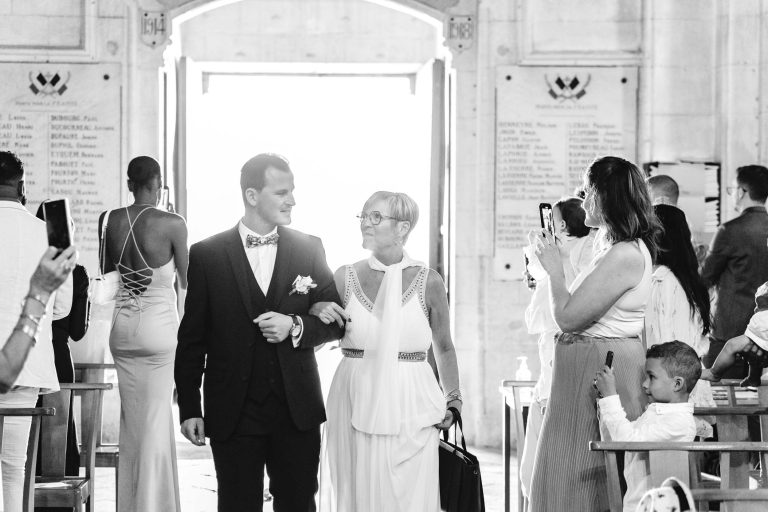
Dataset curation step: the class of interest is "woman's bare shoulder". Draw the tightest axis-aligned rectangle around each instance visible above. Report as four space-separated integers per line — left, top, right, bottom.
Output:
599 241 645 273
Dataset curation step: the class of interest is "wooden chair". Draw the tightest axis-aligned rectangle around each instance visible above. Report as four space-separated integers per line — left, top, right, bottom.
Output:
499 379 536 512
0 407 56 512
36 382 112 512
591 441 768 512
75 362 119 511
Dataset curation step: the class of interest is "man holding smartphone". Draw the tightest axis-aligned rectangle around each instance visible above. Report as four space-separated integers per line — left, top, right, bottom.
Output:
0 150 73 510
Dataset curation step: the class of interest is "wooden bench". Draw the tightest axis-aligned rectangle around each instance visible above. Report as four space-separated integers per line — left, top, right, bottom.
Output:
36 383 112 512
591 441 768 512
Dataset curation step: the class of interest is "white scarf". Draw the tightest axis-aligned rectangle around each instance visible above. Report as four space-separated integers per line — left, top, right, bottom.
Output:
350 251 424 435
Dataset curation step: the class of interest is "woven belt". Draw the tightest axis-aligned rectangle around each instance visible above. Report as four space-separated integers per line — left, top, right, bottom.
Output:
341 348 427 362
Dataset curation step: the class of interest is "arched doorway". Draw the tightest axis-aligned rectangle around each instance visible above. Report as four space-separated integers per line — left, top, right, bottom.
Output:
157 1 454 508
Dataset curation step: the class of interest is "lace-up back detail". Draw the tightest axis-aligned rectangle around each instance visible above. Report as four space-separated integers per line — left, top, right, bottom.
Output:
113 207 176 312
116 207 154 297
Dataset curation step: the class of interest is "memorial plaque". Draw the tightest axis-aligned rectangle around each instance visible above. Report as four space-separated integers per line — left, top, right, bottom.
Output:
494 66 637 280
0 64 122 273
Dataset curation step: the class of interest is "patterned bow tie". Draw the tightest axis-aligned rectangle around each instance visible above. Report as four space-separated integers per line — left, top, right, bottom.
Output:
246 233 279 248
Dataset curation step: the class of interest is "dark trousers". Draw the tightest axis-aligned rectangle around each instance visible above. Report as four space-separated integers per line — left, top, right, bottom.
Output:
210 423 321 512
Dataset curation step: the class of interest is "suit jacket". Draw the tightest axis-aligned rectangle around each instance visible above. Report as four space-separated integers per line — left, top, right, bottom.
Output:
701 206 768 341
175 225 344 440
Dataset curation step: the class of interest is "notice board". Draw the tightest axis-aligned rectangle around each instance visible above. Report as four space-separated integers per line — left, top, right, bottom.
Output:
494 66 638 280
0 63 122 273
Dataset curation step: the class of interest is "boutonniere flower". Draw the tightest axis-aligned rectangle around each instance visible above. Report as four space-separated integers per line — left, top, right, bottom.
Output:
290 275 317 295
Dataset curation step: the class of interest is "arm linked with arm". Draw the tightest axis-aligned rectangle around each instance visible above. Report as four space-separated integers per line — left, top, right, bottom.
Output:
175 244 209 422
296 240 344 349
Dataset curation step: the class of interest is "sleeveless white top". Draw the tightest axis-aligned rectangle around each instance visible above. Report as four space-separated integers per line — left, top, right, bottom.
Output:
336 264 445 430
570 239 653 338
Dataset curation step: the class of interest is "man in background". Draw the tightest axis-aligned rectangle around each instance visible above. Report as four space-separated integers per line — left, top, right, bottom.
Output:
647 174 680 207
0 150 72 510
701 164 768 378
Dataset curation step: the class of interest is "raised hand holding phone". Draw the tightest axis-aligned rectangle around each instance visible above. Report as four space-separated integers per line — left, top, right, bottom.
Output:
539 202 555 236
42 199 73 254
594 351 617 398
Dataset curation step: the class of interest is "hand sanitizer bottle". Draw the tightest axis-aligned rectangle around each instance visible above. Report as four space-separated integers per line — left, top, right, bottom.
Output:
515 356 532 381
516 356 533 402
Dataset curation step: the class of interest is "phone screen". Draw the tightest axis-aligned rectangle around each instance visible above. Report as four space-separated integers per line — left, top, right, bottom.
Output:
43 199 73 251
539 203 554 235
605 351 614 368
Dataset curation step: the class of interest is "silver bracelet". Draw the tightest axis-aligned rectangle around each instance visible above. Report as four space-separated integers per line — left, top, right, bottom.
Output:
25 294 48 308
20 313 44 327
15 324 38 345
445 389 463 402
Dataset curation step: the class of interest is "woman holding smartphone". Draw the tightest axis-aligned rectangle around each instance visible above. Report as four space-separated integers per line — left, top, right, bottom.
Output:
519 196 595 500
528 157 660 512
99 156 188 512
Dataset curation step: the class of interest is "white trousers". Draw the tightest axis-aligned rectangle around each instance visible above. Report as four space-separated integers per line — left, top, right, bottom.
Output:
0 386 39 512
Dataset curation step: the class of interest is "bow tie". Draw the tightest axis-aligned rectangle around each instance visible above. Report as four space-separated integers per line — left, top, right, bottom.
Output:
246 233 279 248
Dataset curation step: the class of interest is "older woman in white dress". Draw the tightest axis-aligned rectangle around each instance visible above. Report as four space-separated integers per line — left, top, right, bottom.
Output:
312 191 461 512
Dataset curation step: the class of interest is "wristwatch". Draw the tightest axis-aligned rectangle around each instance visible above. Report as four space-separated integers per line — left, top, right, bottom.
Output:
288 314 302 338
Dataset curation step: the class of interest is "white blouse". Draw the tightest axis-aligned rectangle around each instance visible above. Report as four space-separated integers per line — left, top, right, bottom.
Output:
644 265 716 438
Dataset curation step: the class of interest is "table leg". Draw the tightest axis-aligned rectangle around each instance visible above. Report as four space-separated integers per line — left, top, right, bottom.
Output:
504 398 511 512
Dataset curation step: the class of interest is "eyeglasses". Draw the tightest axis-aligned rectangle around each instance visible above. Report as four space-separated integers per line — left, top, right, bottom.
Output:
356 211 401 225
726 186 744 196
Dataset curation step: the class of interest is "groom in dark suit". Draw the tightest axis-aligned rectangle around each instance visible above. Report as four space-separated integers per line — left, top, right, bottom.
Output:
175 153 344 511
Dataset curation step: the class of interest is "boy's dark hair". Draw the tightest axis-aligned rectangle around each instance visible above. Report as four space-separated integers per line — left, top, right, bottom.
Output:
646 341 702 393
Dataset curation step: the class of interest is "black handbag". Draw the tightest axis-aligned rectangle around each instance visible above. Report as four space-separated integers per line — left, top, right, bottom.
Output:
439 407 485 512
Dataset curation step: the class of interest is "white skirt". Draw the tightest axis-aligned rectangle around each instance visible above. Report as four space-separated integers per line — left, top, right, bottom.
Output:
322 356 445 512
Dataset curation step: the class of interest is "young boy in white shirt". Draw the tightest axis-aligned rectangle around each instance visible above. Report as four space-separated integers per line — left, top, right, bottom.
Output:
595 341 700 512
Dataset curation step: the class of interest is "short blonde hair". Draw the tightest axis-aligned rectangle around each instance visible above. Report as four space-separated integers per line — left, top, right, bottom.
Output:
363 191 419 242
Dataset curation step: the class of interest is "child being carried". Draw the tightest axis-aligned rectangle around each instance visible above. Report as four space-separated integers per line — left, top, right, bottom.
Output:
595 341 700 512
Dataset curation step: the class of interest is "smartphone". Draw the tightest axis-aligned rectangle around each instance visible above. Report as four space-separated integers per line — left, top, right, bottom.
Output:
539 202 554 236
605 350 614 369
159 186 170 211
42 199 73 252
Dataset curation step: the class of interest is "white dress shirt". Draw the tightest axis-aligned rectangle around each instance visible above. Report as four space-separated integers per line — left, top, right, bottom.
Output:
237 221 303 346
598 395 696 512
238 221 278 294
0 201 65 393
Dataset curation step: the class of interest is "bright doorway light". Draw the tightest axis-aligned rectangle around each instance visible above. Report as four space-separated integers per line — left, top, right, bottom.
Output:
186 73 432 271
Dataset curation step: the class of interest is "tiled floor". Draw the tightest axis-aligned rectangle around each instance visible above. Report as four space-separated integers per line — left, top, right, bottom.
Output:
88 440 510 511
89 350 514 511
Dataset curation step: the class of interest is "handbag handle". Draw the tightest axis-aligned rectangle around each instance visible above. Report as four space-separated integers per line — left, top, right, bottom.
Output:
98 210 111 276
442 406 468 452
